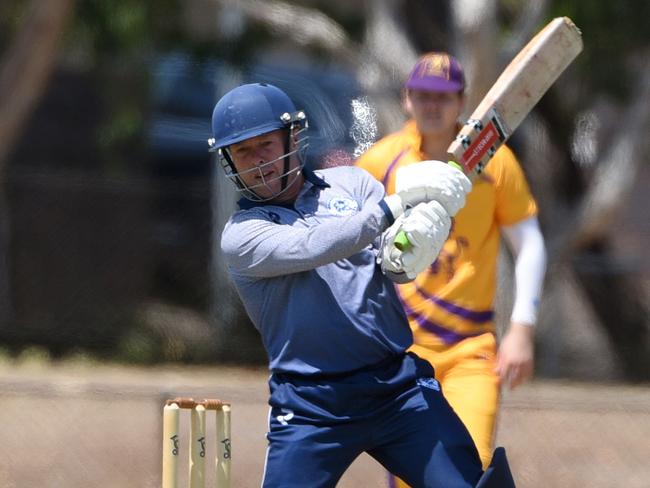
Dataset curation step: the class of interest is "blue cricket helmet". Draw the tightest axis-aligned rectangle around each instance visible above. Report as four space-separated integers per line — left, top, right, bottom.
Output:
208 83 309 202
210 83 299 149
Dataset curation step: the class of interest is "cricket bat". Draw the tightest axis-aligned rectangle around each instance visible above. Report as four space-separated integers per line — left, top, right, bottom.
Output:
395 16 583 251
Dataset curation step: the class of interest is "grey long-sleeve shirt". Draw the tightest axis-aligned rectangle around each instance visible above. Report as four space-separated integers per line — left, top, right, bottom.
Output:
221 165 412 375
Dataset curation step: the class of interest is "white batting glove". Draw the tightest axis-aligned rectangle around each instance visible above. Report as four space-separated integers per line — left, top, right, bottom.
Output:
379 221 406 275
400 201 452 278
379 201 452 279
395 160 472 216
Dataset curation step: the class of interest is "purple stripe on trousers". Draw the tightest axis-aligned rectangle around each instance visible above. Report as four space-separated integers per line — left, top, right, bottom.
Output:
415 288 494 323
399 296 488 344
412 313 486 344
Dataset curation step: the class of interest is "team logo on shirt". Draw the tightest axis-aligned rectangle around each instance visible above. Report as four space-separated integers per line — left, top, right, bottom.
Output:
268 211 281 224
327 197 359 216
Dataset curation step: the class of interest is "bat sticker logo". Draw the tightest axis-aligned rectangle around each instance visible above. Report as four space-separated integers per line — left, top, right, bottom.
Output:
459 109 510 173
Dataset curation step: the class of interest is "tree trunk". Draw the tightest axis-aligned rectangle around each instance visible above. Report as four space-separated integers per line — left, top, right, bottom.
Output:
450 0 499 113
0 0 76 332
534 51 650 381
572 243 650 381
567 64 650 380
0 0 76 167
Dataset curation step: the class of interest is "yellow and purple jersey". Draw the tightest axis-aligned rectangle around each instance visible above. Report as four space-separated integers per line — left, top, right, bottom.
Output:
356 121 538 348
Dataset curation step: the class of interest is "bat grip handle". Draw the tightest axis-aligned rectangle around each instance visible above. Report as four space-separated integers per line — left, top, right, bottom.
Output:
393 160 462 252
394 231 411 251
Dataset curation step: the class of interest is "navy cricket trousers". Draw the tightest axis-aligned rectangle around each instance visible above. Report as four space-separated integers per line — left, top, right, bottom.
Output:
262 352 483 488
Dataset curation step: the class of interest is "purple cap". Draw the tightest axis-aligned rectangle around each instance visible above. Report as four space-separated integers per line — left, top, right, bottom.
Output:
405 52 465 93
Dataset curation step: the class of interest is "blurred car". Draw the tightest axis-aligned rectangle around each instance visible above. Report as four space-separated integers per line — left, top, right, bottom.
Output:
148 52 365 165
146 53 366 308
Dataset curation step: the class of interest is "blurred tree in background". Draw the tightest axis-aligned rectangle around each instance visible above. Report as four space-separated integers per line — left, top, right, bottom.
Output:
0 0 648 379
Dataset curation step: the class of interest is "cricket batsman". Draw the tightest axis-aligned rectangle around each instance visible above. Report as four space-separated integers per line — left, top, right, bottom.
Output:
210 81 516 487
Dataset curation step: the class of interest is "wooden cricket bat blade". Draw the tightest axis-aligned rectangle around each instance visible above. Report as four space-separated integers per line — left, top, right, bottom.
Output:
394 17 582 251
448 16 583 178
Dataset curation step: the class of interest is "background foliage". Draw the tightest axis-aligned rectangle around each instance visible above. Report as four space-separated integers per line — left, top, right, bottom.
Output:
0 0 647 379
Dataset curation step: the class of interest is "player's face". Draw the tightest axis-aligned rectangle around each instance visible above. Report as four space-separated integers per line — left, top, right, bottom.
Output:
228 129 303 202
406 90 464 138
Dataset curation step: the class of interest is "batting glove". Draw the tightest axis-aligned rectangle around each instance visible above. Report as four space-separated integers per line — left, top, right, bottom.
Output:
379 201 451 279
395 160 472 216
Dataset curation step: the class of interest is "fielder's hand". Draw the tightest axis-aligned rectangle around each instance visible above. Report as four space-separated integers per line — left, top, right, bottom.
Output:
495 322 535 389
379 201 451 279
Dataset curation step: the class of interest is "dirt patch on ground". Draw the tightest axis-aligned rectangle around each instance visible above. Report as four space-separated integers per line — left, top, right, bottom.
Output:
1 360 648 487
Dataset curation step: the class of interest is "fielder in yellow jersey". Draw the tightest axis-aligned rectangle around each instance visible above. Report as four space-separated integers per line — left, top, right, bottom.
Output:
356 53 547 481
